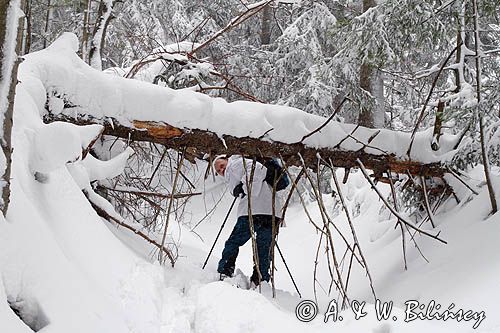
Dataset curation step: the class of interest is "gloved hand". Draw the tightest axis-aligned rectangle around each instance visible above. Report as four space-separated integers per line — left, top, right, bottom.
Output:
232 182 246 198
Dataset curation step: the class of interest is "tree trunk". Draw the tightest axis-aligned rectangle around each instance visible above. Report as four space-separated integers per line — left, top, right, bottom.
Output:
0 0 23 215
42 0 52 49
358 0 384 129
89 0 114 70
260 4 271 45
23 0 31 54
472 0 497 215
43 113 447 179
81 0 91 62
453 29 462 92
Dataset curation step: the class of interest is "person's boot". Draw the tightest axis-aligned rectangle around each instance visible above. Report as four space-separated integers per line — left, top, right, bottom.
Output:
219 273 231 281
218 253 237 280
250 266 261 288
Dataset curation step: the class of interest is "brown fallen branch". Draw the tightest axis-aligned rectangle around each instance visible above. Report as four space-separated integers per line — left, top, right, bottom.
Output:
86 191 176 266
96 185 201 199
43 112 447 179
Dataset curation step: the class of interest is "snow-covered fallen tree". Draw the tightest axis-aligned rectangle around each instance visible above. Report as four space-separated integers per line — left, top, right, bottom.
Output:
21 33 463 180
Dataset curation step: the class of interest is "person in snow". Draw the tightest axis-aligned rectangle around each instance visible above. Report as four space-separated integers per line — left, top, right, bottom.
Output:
213 155 281 286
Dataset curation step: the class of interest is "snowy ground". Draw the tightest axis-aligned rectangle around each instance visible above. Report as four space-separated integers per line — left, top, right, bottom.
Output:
1 34 500 333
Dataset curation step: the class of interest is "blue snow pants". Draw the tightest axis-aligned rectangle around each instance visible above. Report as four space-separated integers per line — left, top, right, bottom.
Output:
217 215 277 281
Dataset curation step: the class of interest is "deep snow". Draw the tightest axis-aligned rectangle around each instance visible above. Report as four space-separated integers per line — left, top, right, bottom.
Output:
0 34 499 333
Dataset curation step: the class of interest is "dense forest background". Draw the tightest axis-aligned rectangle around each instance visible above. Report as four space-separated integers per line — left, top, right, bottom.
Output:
25 0 499 127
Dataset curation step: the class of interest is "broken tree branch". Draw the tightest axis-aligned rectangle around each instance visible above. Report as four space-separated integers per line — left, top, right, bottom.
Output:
86 191 176 266
44 113 447 179
300 97 349 143
96 185 201 199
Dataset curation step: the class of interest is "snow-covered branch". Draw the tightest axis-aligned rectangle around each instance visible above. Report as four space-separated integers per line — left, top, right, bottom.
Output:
23 34 461 178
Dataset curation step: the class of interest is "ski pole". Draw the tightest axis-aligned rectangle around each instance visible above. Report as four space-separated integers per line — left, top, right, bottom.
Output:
275 242 302 298
202 197 238 269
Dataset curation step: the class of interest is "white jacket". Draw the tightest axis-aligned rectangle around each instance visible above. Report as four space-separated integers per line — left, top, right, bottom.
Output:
224 155 282 218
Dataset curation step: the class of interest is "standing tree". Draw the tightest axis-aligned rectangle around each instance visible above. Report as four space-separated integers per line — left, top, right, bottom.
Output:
357 0 384 128
0 0 23 215
89 0 116 70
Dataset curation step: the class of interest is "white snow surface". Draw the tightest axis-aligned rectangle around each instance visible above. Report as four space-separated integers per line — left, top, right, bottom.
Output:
20 33 460 163
1 33 499 333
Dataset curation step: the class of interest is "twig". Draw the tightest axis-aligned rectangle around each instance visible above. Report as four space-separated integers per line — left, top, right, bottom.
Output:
357 159 447 244
82 126 104 159
147 147 168 187
159 148 185 264
387 170 408 270
300 97 349 143
242 157 262 287
299 155 349 306
97 185 200 199
87 192 176 266
189 0 274 56
280 167 304 220
446 167 479 195
302 159 364 267
407 44 460 157
420 176 436 228
329 160 377 303
313 231 324 303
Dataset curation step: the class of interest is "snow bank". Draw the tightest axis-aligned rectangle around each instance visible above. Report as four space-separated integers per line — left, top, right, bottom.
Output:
20 33 460 163
0 47 165 332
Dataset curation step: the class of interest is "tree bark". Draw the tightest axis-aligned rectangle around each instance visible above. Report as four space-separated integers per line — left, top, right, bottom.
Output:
472 0 497 215
81 0 91 62
23 0 31 54
0 0 23 215
260 4 272 45
358 0 384 129
42 0 52 49
358 63 375 127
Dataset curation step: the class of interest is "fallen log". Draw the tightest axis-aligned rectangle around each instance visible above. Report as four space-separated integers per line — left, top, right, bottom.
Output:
44 112 446 178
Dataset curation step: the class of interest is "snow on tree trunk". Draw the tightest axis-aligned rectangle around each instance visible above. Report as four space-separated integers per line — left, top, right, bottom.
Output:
0 0 23 215
81 0 92 62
